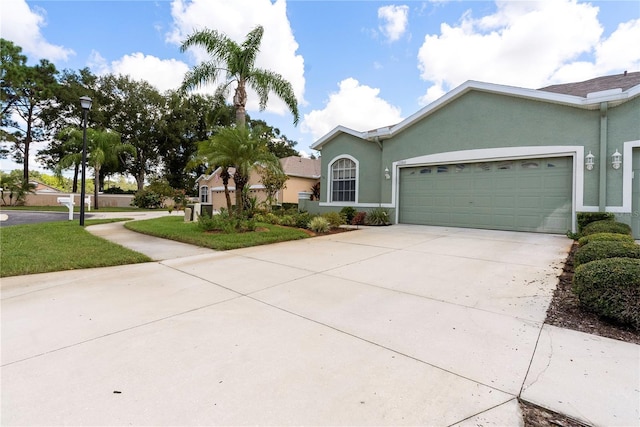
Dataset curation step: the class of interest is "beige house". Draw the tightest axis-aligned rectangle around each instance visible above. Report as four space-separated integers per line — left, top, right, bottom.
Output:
196 156 321 210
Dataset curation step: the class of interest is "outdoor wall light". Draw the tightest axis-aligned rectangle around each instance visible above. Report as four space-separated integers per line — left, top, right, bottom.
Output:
384 167 391 180
611 149 622 170
585 151 595 171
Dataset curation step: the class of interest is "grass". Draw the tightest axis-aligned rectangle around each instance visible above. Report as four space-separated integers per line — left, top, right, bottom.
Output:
0 205 157 212
0 219 151 277
125 216 310 250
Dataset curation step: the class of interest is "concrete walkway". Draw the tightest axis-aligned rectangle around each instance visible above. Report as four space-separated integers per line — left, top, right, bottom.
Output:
1 223 638 426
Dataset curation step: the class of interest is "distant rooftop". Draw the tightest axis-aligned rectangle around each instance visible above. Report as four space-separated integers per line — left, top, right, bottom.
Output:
539 71 640 97
280 156 321 179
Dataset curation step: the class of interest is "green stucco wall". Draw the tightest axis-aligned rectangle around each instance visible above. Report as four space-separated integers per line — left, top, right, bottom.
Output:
319 133 381 203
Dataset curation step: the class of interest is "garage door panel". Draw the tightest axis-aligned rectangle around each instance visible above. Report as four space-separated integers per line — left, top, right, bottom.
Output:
399 157 572 233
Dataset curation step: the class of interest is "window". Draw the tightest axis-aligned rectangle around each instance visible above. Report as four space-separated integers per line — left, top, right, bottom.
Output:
437 165 449 173
200 185 209 203
331 158 356 202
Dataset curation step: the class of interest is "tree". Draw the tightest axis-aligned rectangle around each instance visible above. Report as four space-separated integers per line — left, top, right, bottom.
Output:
197 126 280 216
0 170 36 206
249 119 299 158
0 41 58 179
180 25 299 128
258 161 287 210
158 92 232 193
97 74 164 190
56 128 134 209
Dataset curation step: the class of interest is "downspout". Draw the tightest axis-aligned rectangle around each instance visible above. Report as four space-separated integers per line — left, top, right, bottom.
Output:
598 102 608 212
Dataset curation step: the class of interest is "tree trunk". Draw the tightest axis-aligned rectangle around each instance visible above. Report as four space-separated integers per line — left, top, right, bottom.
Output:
233 170 248 216
72 163 79 193
94 165 100 210
23 106 34 181
221 167 232 212
233 82 247 127
136 171 144 191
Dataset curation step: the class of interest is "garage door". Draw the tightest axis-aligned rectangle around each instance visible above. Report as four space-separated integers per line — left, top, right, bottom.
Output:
398 157 572 233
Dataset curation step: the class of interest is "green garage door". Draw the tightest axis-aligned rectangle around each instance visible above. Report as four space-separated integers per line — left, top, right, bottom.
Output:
399 157 572 233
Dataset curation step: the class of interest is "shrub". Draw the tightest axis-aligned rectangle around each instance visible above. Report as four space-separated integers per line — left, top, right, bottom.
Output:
574 241 640 267
132 190 164 209
295 212 313 229
581 220 632 236
308 216 330 233
366 208 390 226
340 206 357 223
577 212 615 232
578 232 636 247
573 257 640 330
351 211 367 226
322 211 345 228
279 215 296 227
197 212 234 233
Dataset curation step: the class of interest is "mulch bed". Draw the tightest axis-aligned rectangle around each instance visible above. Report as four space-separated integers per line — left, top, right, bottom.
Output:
520 242 639 426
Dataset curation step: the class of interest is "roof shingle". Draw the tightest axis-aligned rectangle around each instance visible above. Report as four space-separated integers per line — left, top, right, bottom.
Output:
539 71 640 97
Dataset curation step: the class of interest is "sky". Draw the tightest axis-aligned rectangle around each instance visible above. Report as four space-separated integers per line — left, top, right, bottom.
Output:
1 0 639 175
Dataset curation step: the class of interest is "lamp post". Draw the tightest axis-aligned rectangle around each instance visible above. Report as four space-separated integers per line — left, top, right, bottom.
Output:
79 96 92 226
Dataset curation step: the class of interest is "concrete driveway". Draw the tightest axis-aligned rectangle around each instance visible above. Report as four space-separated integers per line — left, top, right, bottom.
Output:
0 225 578 425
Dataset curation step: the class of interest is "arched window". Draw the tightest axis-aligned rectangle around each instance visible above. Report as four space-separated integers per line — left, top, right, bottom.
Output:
331 158 356 202
200 185 209 203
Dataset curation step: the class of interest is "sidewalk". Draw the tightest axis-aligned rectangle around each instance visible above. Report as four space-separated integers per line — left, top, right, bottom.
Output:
86 212 214 261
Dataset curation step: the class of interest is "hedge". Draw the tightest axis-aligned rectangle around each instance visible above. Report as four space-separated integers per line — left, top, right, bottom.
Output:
581 220 632 236
577 212 615 232
573 257 640 330
578 232 636 247
574 241 640 267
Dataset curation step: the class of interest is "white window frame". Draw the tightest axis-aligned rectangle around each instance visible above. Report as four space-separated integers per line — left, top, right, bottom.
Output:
200 185 209 203
325 155 359 205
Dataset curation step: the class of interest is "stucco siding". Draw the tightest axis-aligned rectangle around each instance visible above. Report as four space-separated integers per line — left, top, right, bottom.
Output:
319 133 381 204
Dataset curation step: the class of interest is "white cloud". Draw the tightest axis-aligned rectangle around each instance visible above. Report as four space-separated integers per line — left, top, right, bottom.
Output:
0 0 74 62
301 78 403 141
167 0 306 118
378 5 409 42
415 0 640 105
111 53 190 92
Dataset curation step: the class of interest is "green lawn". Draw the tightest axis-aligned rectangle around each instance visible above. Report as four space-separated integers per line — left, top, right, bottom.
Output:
0 219 151 277
125 216 310 250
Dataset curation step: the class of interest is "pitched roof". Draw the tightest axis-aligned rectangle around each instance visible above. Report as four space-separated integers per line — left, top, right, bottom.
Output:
539 71 640 97
311 71 640 151
279 156 321 179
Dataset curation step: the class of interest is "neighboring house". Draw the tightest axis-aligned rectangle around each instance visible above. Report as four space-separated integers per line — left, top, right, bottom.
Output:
307 71 640 238
196 156 321 210
30 180 63 193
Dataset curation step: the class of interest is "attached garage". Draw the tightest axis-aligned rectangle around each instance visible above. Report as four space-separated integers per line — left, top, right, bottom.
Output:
398 157 573 233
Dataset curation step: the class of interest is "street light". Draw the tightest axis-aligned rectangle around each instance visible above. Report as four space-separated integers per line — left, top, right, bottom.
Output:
79 96 92 226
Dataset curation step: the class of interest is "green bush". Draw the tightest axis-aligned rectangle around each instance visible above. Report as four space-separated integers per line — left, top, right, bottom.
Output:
576 212 615 232
340 206 357 223
581 220 632 236
308 216 330 233
132 190 164 209
366 208 390 226
578 232 636 247
197 212 234 233
279 215 296 227
295 212 313 229
573 257 640 330
574 241 640 267
322 211 346 228
351 211 366 226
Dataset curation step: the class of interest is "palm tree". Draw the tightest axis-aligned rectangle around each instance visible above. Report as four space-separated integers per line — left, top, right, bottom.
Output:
57 129 135 209
180 25 299 128
198 126 280 216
